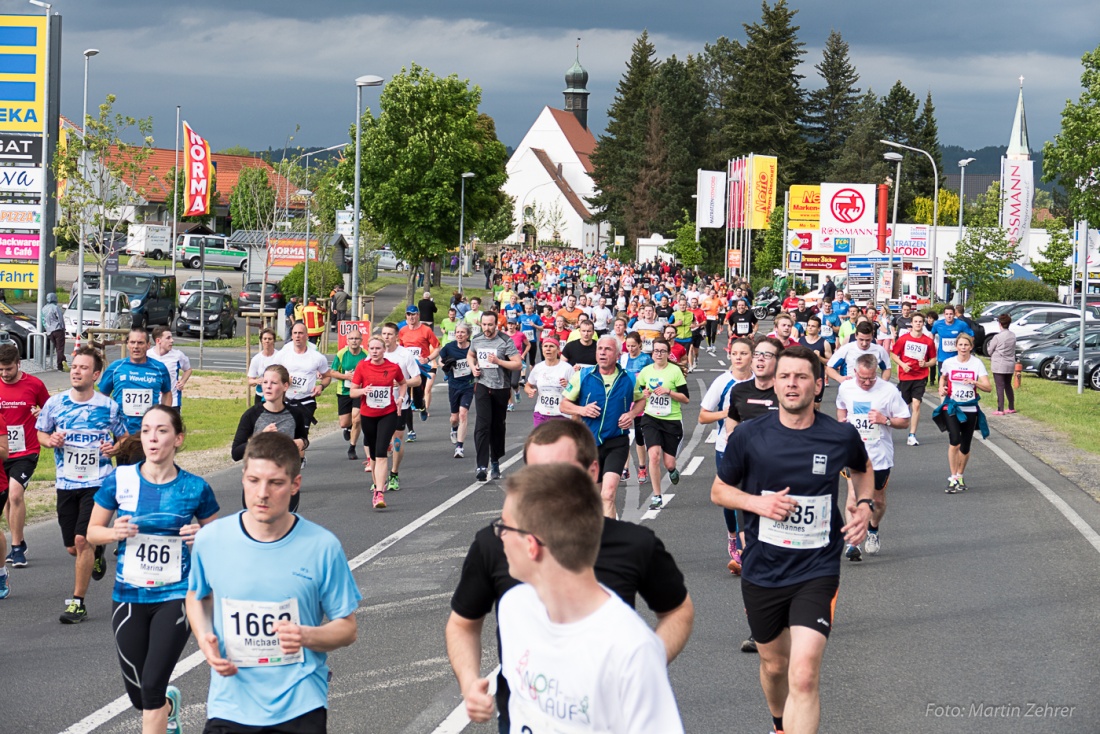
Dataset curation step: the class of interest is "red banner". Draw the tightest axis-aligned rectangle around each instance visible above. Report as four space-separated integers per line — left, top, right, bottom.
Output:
800 253 847 271
337 320 372 349
727 157 746 229
183 121 211 216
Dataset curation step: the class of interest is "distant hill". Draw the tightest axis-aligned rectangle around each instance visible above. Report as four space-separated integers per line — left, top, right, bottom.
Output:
941 144 1051 191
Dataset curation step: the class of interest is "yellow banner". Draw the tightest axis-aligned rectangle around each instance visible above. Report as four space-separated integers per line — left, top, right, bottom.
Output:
747 154 777 230
0 15 47 133
0 261 37 288
788 184 820 227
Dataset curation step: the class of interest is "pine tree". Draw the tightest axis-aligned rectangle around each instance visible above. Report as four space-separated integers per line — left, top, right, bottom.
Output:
831 90 891 185
880 81 920 215
626 107 669 244
805 30 860 182
717 0 809 187
907 91 945 214
590 31 660 243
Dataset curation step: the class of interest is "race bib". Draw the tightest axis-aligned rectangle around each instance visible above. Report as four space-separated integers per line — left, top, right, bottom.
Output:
904 341 927 361
122 533 183 587
343 379 353 391
452 359 472 378
642 337 655 352
758 492 831 549
941 337 957 354
477 349 499 369
121 388 154 418
364 386 392 410
290 374 309 390
951 376 977 405
536 387 563 416
407 346 422 361
648 392 672 417
63 444 99 482
7 424 24 454
737 322 750 335
850 415 881 443
221 597 303 667
820 323 833 338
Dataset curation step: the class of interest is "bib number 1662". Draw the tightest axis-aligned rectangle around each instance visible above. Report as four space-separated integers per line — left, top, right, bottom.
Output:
229 609 292 638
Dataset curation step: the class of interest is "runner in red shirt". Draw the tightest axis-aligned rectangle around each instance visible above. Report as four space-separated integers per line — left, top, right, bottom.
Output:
891 312 936 447
0 344 49 569
351 336 408 510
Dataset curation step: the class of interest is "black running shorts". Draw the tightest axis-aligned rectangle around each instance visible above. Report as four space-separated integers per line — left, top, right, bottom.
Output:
741 574 840 644
4 455 38 489
597 435 630 480
640 416 683 457
337 394 356 416
898 379 925 404
57 487 98 548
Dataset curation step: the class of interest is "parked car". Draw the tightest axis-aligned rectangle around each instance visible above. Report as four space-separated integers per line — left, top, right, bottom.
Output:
0 302 34 357
174 292 236 338
82 271 176 327
1019 331 1100 379
63 290 133 338
973 301 1055 322
373 250 407 271
175 234 248 270
1050 348 1100 390
1013 319 1094 354
980 306 1098 354
237 280 285 317
179 277 232 304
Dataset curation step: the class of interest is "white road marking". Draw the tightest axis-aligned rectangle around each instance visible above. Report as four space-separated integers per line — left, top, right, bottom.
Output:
58 450 525 734
706 430 717 444
682 456 705 476
640 493 676 520
431 665 499 734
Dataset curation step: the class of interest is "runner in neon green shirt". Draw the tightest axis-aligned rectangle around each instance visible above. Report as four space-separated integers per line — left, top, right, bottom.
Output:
633 338 690 509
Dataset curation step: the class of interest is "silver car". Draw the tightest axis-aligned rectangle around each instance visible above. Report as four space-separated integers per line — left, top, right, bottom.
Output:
1019 331 1100 379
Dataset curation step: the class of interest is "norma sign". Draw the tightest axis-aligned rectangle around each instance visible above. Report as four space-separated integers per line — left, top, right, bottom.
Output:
266 238 319 267
0 232 38 259
819 183 877 234
0 261 37 287
0 133 41 162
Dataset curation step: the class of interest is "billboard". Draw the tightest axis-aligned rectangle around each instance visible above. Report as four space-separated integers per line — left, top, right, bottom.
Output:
0 165 42 193
0 261 37 287
890 224 931 260
0 202 41 230
266 238 319 267
0 232 37 259
337 320 372 349
0 15 47 133
798 253 847 271
820 183 877 235
788 185 820 228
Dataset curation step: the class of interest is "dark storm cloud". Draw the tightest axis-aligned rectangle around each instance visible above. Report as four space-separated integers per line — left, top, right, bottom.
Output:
19 0 1095 154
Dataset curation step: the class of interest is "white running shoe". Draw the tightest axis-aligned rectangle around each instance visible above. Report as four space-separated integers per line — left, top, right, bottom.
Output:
906 434 919 446
865 531 881 555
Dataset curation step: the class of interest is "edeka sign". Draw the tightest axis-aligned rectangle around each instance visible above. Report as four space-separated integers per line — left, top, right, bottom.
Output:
0 166 43 194
0 16 48 133
0 203 40 230
0 261 36 287
788 185 820 225
0 232 38 259
337 320 372 350
266 238 319 267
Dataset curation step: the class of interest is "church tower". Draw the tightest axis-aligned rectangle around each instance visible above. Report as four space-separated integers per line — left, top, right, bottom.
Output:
1006 76 1030 160
563 40 590 130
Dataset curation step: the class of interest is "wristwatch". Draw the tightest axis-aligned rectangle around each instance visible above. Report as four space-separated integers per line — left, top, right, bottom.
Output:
856 498 876 512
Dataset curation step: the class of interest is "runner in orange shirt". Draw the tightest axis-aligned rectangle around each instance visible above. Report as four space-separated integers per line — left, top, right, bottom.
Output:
399 306 442 420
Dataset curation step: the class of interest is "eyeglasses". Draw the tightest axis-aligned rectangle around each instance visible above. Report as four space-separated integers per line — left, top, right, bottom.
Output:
753 351 777 360
491 518 545 546
652 348 670 355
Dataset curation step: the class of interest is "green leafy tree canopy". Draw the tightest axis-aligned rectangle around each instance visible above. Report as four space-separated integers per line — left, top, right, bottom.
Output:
1042 43 1100 228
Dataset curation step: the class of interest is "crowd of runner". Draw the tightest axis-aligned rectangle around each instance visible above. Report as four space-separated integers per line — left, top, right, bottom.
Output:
1 247 994 734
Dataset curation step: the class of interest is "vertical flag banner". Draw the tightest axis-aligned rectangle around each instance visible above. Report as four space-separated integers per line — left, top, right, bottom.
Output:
183 121 211 216
727 158 746 229
999 157 1033 251
696 170 727 228
747 155 777 230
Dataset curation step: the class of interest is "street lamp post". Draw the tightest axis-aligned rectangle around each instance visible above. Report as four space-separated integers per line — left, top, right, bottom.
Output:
458 172 475 294
75 47 99 348
296 143 346 310
884 151 903 270
881 139 940 300
957 157 976 243
351 75 384 319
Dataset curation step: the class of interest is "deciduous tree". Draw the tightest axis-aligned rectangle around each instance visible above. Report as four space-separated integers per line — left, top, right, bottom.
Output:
1032 218 1075 288
1042 43 1100 228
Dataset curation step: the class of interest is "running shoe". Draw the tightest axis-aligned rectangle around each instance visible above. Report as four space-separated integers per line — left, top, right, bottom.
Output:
638 468 649 484
59 600 88 624
957 477 968 492
490 463 502 481
0 573 9 599
669 468 680 485
347 445 358 460
9 544 26 568
343 427 351 441
450 428 458 444
740 636 758 653
387 474 401 492
865 531 881 555
476 467 488 482
514 390 521 404
906 434 919 446
727 549 742 575
728 535 738 559
421 410 429 422
648 495 663 511
506 403 515 412
621 467 630 480
92 546 107 581
407 431 418 442
454 445 464 459
166 685 182 733
372 489 387 510
845 544 862 562
945 477 961 494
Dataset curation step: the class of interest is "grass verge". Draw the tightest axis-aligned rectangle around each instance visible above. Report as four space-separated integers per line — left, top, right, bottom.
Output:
1002 368 1100 454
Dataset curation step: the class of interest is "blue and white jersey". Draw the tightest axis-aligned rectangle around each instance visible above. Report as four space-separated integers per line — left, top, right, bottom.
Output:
820 313 841 344
94 464 219 604
189 513 362 727
147 348 192 407
36 391 127 490
99 358 173 433
618 351 653 379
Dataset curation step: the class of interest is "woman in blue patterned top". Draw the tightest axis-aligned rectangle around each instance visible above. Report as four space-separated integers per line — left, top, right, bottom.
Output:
88 405 219 734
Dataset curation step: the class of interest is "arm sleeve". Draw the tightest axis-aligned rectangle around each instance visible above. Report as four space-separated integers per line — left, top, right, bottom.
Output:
196 482 220 520
93 473 119 511
717 427 746 486
635 533 689 613
845 425 871 472
320 536 363 620
178 353 192 371
98 363 115 398
231 408 258 462
450 535 501 620
187 532 212 598
562 371 582 401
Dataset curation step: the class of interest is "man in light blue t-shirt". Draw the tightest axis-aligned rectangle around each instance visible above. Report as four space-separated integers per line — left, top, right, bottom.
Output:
186 432 361 731
929 304 973 365
98 327 173 434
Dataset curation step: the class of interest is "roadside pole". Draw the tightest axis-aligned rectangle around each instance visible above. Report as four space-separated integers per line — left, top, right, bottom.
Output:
1078 219 1088 394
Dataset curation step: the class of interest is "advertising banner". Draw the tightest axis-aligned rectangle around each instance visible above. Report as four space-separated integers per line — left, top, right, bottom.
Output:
747 154 777 230
799 253 847 271
0 261 36 287
0 15 48 133
0 203 40 230
1000 157 1033 252
266 238 319 267
820 183 877 235
727 157 746 229
890 224 931 260
0 232 37 259
727 249 741 269
696 169 726 228
0 165 42 194
788 185 820 228
337 320 372 349
0 133 41 163
182 121 212 216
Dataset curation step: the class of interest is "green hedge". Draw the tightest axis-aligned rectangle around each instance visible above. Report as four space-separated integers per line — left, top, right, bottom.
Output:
979 278 1059 304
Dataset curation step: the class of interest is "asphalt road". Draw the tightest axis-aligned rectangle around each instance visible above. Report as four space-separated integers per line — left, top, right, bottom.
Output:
4 345 1100 733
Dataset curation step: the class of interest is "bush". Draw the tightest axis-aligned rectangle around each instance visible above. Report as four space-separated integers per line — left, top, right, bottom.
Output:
278 260 344 302
979 278 1059 304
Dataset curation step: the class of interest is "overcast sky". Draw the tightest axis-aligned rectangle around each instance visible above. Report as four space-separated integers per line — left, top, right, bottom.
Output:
13 0 1095 158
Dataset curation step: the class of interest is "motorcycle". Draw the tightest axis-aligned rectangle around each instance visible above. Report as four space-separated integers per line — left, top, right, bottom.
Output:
752 287 781 320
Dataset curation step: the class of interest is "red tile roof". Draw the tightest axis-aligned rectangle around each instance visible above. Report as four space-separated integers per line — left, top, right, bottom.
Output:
548 108 596 173
531 148 592 221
